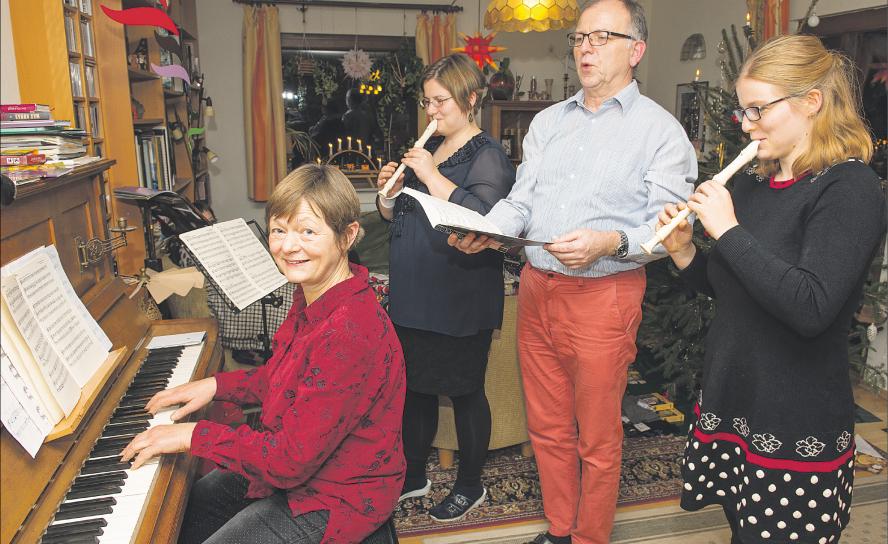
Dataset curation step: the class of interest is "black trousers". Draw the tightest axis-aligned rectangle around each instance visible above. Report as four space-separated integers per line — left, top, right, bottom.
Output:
178 470 329 544
402 387 491 493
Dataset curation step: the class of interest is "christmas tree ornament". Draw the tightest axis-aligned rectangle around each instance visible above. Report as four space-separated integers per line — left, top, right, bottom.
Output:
342 48 372 80
452 32 506 70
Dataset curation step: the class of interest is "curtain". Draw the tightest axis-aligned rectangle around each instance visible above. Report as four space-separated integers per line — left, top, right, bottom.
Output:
749 0 790 41
243 5 287 202
415 12 457 133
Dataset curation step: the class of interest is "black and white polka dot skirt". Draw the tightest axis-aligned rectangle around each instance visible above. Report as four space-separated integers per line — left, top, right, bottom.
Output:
679 420 854 543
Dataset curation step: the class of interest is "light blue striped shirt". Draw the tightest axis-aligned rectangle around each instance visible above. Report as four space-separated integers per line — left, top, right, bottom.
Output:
486 80 697 277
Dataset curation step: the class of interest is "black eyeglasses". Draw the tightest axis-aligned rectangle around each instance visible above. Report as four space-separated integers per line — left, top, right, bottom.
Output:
419 96 453 109
733 95 797 122
567 30 635 48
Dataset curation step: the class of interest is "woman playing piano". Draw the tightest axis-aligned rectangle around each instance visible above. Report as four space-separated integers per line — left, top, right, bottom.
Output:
121 164 406 543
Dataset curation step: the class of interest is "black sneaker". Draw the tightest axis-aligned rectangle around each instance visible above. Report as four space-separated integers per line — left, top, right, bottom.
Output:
523 532 572 544
398 478 431 502
428 488 487 522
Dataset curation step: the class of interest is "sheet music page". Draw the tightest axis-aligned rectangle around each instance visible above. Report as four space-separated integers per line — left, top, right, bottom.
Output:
0 307 63 423
180 225 262 310
0 284 79 416
45 246 112 351
13 250 109 387
2 346 53 436
214 219 287 296
402 188 504 235
1 375 46 458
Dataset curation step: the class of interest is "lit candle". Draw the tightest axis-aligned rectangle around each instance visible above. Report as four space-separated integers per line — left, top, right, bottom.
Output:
328 142 333 159
694 68 701 81
316 157 322 164
337 138 342 152
745 12 751 26
347 136 352 150
366 145 372 158
357 139 362 153
377 157 383 169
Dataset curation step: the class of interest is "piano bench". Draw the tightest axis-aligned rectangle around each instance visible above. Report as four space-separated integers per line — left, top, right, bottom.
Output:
360 517 399 544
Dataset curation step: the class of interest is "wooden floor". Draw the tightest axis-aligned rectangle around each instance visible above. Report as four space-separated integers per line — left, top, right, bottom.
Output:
399 384 888 544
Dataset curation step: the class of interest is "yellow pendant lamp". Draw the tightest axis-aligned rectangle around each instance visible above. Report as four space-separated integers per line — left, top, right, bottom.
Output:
484 0 580 33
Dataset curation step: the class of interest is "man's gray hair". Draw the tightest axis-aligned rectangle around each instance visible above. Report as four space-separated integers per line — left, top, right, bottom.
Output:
582 0 648 42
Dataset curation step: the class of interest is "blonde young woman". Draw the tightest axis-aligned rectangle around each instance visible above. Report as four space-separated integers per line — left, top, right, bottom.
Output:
658 35 887 544
376 53 515 522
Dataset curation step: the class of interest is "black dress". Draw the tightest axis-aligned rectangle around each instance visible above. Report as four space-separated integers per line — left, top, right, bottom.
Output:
678 161 887 544
386 132 515 396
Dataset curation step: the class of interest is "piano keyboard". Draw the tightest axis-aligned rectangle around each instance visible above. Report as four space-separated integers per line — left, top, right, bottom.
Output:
41 343 204 544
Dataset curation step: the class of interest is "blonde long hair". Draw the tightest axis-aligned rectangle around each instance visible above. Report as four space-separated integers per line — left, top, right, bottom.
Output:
738 34 873 177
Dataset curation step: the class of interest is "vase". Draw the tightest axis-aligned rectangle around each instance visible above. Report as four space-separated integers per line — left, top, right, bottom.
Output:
488 71 515 101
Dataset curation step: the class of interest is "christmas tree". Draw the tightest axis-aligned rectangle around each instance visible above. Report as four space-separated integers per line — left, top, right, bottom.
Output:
637 17 888 398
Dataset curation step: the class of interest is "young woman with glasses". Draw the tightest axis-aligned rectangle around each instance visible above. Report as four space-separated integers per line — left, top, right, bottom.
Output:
657 34 886 544
376 53 515 522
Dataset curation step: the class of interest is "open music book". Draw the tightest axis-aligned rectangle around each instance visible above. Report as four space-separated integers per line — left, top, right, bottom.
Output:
402 188 550 252
0 246 113 457
179 218 287 311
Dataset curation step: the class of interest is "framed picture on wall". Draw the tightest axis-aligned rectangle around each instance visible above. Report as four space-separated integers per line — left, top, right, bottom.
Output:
676 81 707 152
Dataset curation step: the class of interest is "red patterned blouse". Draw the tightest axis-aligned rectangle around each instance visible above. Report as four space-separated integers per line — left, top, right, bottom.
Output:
190 264 406 543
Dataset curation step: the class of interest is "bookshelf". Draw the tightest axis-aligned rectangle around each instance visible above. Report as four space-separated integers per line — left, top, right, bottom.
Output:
8 0 209 275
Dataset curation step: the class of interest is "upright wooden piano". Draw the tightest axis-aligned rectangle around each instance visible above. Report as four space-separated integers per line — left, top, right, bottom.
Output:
0 161 223 543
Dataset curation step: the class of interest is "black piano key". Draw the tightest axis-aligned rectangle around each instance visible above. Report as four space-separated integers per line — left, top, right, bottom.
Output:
65 485 123 501
102 422 148 435
112 406 149 417
71 477 125 493
94 436 137 449
45 536 100 544
80 460 131 476
56 499 117 519
108 413 150 425
46 518 107 532
43 528 104 544
72 472 127 487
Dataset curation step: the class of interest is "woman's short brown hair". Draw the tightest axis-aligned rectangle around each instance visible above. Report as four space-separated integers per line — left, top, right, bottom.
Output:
266 164 363 249
739 34 873 177
420 53 487 118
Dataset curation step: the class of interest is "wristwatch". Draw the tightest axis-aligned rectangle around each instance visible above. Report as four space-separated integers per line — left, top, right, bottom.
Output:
613 230 629 258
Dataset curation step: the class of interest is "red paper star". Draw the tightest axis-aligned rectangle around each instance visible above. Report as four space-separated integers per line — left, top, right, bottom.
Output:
453 32 506 70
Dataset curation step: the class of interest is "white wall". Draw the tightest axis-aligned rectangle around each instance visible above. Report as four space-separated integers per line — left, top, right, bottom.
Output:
1 0 21 104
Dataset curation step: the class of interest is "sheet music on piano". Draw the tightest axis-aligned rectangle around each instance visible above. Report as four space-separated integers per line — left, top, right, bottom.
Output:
179 218 287 311
0 245 113 457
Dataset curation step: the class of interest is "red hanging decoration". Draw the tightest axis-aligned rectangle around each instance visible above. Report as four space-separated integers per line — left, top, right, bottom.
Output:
452 32 506 71
100 5 179 36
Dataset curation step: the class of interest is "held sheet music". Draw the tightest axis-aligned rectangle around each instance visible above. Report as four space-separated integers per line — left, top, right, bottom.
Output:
402 188 550 251
179 218 287 311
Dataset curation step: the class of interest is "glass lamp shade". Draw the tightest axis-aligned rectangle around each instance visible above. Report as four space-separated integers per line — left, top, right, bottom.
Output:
484 0 580 33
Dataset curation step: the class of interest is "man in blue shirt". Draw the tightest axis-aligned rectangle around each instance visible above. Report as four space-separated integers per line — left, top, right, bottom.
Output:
451 1 696 542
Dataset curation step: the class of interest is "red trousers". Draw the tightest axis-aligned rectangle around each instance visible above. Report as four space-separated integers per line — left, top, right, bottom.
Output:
518 265 645 544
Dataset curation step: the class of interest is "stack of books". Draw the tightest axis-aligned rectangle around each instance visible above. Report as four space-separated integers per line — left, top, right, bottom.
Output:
133 126 175 190
1 103 93 184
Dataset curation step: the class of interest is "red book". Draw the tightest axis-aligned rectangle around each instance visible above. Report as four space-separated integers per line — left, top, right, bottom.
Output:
1 154 47 166
1 111 52 121
0 104 51 113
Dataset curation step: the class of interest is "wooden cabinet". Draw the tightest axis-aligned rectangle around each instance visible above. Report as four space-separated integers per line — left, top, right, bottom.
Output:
9 0 208 274
481 100 555 164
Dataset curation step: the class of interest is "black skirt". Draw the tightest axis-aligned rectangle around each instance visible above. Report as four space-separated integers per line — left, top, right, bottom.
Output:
394 324 493 397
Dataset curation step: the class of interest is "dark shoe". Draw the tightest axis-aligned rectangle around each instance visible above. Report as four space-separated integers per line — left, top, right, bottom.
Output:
398 478 431 502
428 488 487 522
524 532 572 544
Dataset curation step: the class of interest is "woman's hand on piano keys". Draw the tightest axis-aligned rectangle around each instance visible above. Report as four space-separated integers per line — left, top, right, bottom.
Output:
144 377 217 422
120 423 197 469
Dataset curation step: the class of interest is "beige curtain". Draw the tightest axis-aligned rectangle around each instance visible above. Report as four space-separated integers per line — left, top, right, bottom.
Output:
243 5 287 202
415 12 457 133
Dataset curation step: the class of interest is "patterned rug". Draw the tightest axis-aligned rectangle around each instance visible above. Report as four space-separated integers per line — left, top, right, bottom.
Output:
394 434 687 536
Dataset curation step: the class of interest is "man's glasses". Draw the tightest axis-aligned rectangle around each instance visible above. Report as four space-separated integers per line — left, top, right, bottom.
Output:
420 96 453 109
733 95 798 122
567 30 635 48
